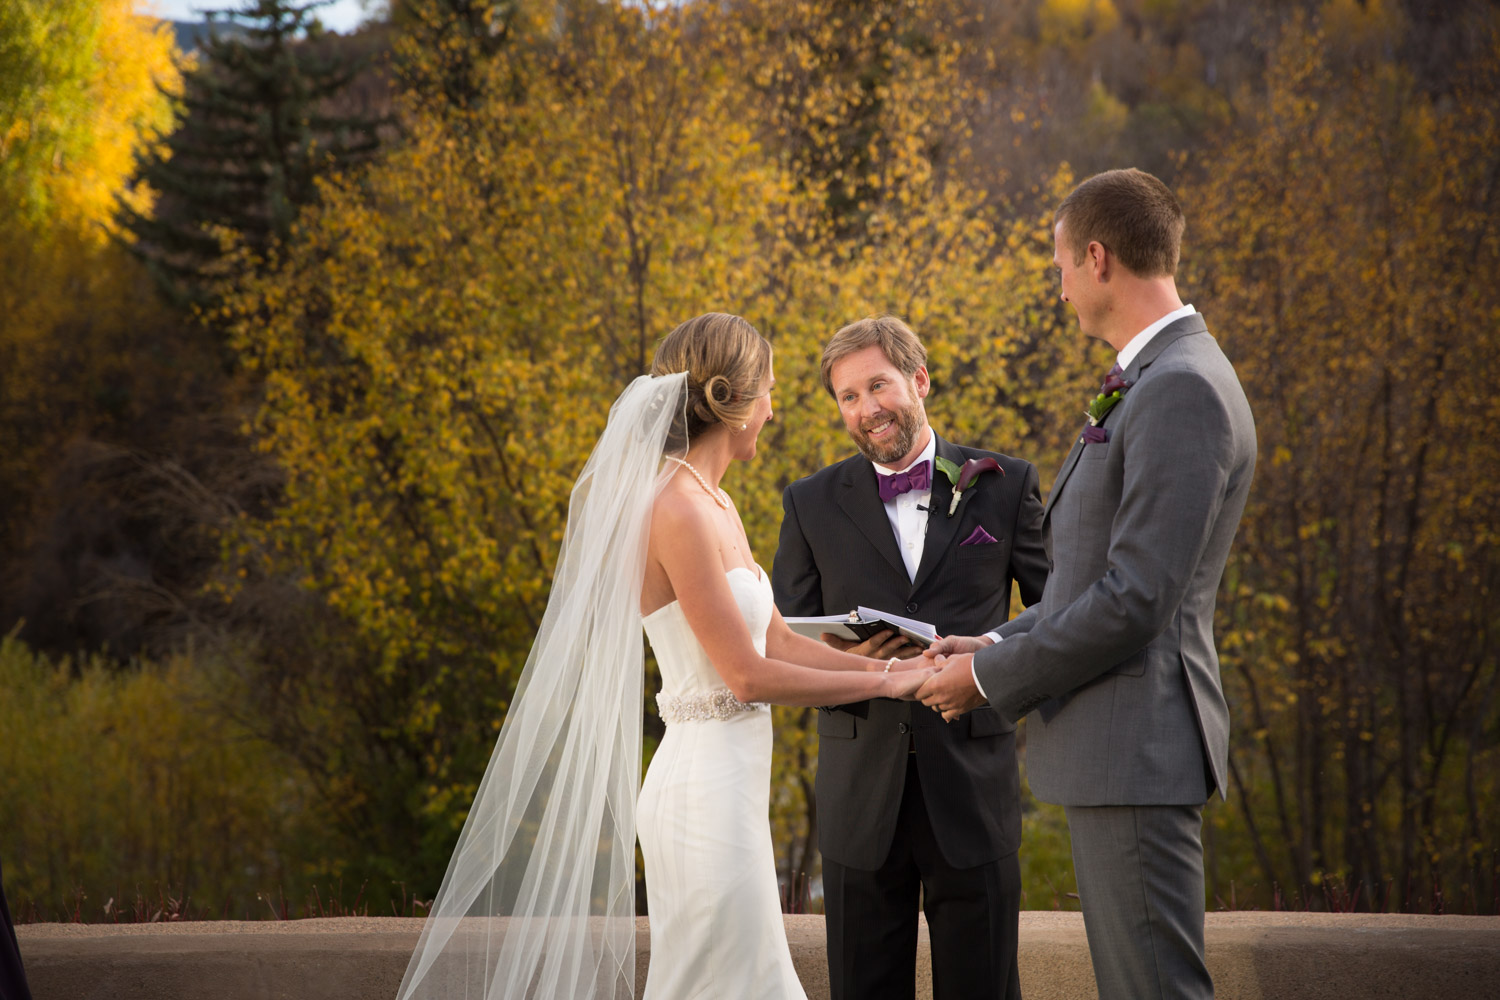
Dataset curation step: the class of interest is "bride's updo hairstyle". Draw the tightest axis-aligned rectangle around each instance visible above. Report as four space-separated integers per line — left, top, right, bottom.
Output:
650 312 771 451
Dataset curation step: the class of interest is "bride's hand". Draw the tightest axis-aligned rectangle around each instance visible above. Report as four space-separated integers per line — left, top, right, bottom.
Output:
883 667 935 700
868 654 927 673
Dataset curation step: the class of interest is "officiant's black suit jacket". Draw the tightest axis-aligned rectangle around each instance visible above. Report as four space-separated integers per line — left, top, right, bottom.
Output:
773 434 1048 870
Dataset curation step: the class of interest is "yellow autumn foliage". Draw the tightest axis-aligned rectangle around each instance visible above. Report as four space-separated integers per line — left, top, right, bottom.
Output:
0 0 1493 918
0 0 181 234
224 0 1092 886
0 0 184 562
1185 10 1500 910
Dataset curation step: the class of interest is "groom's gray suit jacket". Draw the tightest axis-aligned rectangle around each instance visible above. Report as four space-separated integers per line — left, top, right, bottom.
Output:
975 314 1256 805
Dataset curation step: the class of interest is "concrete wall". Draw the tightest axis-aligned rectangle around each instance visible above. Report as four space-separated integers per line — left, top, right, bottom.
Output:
16 911 1500 999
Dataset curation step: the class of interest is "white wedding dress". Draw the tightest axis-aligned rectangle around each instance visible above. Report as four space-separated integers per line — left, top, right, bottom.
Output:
638 565 808 1000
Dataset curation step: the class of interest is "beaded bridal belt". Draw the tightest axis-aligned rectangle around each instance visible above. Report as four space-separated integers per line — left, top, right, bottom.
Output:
656 689 768 724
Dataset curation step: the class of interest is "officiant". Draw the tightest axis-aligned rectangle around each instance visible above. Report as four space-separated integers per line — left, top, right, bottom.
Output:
772 316 1047 1000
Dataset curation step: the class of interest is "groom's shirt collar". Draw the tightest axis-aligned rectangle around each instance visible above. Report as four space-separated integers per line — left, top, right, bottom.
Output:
1117 303 1196 371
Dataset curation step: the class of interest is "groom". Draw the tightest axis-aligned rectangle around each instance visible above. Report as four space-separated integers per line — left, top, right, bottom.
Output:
772 316 1047 1000
919 168 1256 999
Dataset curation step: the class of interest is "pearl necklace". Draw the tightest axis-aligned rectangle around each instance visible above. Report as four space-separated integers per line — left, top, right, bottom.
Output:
666 455 731 509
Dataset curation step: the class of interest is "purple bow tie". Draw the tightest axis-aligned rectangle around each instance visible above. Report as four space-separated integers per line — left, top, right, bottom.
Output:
877 460 932 503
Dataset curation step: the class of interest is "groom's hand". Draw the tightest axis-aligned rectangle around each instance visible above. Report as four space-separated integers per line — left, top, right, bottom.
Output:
917 653 988 722
923 633 993 659
822 630 921 660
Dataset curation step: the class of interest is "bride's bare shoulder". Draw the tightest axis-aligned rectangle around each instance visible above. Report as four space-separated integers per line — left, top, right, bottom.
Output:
651 484 718 547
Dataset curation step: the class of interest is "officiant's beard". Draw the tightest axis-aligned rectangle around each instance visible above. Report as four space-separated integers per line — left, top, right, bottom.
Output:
852 399 925 466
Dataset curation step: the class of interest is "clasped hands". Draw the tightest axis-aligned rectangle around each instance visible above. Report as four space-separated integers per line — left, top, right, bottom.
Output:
822 630 992 721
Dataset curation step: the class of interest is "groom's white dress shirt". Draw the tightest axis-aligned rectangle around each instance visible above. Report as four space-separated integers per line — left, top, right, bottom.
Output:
873 430 937 582
971 303 1198 697
1118 303 1197 370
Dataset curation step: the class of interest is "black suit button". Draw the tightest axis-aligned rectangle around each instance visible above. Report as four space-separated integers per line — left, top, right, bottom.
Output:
897 722 910 734
905 602 918 613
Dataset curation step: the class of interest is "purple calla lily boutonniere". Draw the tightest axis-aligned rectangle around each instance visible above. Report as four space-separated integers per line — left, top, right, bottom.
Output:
935 456 1004 516
1085 369 1134 428
1081 368 1134 445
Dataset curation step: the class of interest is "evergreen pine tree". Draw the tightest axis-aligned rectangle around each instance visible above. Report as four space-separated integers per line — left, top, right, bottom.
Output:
122 0 386 310
390 0 521 115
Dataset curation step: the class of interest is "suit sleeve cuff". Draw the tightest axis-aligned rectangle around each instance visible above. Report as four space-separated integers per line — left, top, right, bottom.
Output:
973 634 1000 699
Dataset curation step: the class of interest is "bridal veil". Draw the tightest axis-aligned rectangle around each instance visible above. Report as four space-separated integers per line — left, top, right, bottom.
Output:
396 371 688 1000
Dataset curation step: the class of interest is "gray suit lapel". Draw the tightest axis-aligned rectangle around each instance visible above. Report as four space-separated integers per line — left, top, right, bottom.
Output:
1043 436 1087 521
837 460 907 576
1044 314 1210 519
910 436 964 593
1123 313 1207 381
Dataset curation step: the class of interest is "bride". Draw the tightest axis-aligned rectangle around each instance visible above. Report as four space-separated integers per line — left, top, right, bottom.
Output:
396 313 930 1000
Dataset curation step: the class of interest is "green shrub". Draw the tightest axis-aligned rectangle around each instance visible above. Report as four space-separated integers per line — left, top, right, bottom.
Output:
0 635 336 920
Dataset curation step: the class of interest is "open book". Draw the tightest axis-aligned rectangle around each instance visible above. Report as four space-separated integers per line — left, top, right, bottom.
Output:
783 607 938 648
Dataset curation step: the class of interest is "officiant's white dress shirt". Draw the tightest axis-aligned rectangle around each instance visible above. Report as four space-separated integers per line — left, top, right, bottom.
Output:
873 430 937 582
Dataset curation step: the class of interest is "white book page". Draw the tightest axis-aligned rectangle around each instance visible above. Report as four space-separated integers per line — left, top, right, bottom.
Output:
857 606 937 642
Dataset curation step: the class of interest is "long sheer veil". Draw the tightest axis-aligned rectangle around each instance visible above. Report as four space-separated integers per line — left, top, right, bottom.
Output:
396 371 688 1000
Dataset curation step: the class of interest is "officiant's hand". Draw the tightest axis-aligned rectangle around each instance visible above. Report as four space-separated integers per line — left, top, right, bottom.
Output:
917 654 988 721
923 633 993 659
823 630 921 660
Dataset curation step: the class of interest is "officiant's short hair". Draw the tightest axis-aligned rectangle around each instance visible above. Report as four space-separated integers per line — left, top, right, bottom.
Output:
1057 168 1185 278
820 316 926 397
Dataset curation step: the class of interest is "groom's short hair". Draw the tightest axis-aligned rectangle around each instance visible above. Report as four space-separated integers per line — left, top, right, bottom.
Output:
1057 168 1185 278
820 316 927 397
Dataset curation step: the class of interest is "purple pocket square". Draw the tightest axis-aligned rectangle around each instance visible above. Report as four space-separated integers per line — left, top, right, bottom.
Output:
960 525 998 546
1082 425 1110 444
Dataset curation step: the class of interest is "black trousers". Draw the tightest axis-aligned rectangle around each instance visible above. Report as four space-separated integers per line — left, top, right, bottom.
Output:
0 860 31 1000
824 755 1022 1000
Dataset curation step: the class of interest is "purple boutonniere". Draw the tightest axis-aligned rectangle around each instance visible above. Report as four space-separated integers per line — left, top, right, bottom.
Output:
934 456 1005 516
1086 369 1134 427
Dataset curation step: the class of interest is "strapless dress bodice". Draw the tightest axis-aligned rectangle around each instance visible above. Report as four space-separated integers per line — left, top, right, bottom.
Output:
642 566 772 723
